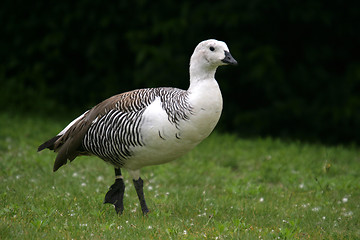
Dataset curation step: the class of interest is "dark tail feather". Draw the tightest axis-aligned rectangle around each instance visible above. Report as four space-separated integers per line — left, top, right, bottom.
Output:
53 138 80 172
53 154 67 172
38 135 62 152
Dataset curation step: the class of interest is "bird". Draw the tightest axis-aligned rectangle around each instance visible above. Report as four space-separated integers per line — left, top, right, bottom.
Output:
38 39 237 215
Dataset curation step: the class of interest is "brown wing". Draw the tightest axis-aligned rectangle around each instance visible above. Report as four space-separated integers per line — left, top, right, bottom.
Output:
39 88 157 172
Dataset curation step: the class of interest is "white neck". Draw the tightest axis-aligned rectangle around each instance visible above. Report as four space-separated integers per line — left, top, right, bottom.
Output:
188 58 218 90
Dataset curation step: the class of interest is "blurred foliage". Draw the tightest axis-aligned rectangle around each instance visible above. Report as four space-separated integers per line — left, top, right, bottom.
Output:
0 0 359 143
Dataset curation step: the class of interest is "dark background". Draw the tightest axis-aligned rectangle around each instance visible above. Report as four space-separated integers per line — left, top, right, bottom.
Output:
1 0 359 144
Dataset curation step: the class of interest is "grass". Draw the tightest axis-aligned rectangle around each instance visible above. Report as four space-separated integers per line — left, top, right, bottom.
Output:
0 113 359 239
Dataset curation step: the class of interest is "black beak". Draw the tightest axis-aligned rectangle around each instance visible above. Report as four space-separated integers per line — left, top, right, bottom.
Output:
222 51 238 65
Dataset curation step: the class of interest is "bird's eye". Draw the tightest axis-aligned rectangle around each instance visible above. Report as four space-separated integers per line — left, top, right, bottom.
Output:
209 46 215 51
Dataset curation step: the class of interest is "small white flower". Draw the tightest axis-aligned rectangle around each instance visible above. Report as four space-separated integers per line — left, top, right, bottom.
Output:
299 183 304 189
97 176 104 182
72 172 78 177
301 203 310 208
148 225 153 229
81 182 86 187
148 186 153 191
183 230 187 235
259 197 264 202
343 211 353 217
342 197 348 203
312 207 320 212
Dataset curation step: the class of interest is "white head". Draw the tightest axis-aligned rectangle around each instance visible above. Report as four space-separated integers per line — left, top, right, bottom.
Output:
190 39 237 81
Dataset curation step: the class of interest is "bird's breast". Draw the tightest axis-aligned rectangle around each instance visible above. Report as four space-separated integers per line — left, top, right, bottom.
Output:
184 79 223 139
124 84 222 170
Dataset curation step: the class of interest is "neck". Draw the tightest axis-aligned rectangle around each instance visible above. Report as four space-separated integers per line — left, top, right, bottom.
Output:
188 62 218 89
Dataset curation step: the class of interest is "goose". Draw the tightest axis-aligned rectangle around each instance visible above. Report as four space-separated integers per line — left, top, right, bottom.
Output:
38 39 237 215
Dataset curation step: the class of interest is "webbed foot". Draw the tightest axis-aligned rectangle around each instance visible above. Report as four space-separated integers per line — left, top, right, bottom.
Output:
104 169 125 214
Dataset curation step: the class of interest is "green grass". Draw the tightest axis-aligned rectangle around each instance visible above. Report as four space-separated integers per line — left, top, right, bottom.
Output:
1 113 359 239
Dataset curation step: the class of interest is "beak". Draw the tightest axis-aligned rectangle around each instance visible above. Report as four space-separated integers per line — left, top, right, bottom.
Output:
222 51 238 65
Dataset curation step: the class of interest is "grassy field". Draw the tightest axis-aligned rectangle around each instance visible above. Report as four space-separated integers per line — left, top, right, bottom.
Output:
1 113 359 239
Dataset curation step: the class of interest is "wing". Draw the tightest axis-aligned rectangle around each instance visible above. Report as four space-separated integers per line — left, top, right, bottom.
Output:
82 108 145 168
41 88 157 171
39 87 192 172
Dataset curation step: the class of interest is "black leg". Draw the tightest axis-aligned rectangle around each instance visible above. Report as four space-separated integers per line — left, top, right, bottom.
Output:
133 177 150 215
104 168 125 214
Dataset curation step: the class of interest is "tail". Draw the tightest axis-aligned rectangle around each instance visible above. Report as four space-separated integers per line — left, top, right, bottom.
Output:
37 110 91 171
37 135 62 152
38 135 85 172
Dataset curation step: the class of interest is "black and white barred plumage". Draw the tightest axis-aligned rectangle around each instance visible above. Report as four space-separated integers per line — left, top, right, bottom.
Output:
83 109 145 166
82 87 193 168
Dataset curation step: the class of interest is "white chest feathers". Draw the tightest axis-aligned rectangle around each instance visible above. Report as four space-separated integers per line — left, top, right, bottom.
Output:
185 78 223 140
124 79 222 170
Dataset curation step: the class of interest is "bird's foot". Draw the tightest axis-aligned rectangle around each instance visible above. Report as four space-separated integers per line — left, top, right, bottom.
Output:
142 208 150 216
104 178 125 214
